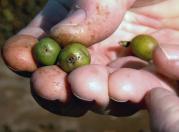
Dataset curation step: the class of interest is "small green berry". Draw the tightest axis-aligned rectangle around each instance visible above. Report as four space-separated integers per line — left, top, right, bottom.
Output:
58 43 91 73
33 37 61 66
131 34 158 61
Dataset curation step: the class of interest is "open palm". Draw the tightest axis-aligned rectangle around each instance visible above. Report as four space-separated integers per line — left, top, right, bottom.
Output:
3 0 179 116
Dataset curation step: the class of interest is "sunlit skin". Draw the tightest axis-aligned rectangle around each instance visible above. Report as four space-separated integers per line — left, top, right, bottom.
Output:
3 0 179 131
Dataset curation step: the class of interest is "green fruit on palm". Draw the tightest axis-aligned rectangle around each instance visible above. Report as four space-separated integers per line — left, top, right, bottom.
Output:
121 34 159 61
33 37 61 66
58 43 91 73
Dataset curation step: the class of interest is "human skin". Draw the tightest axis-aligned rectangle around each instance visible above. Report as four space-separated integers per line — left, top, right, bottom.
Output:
2 0 179 131
145 88 179 132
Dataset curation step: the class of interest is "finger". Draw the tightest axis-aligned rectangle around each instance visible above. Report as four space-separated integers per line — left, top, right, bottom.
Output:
2 35 38 75
18 0 69 38
68 64 109 109
109 67 177 103
132 0 165 8
162 17 179 30
2 0 69 74
153 44 179 79
31 65 90 116
152 29 179 45
31 65 70 102
145 88 179 132
51 0 136 46
132 0 179 19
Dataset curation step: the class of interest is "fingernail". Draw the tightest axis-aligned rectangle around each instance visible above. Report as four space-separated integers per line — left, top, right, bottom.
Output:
72 91 93 102
110 97 128 103
60 9 86 26
159 44 179 60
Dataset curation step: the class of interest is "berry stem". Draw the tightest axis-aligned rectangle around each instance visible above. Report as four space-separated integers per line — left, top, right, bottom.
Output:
119 41 131 47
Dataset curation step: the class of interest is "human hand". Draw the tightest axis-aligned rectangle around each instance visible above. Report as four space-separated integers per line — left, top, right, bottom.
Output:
145 88 179 132
2 0 179 117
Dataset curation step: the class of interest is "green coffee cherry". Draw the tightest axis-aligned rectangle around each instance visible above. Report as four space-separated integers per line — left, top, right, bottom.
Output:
33 37 61 66
121 34 158 61
58 43 91 73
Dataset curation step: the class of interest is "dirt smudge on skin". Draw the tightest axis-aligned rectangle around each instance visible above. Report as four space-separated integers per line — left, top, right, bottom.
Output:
96 3 110 17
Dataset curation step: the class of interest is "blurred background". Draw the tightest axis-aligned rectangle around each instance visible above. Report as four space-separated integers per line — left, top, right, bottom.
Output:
0 0 150 132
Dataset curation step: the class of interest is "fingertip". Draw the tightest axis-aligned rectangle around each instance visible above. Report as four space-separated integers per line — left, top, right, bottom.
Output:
31 65 71 103
2 35 38 73
68 64 110 107
153 45 179 80
109 68 148 103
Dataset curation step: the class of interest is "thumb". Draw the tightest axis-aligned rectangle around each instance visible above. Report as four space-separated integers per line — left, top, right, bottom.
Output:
145 88 179 132
51 0 136 46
